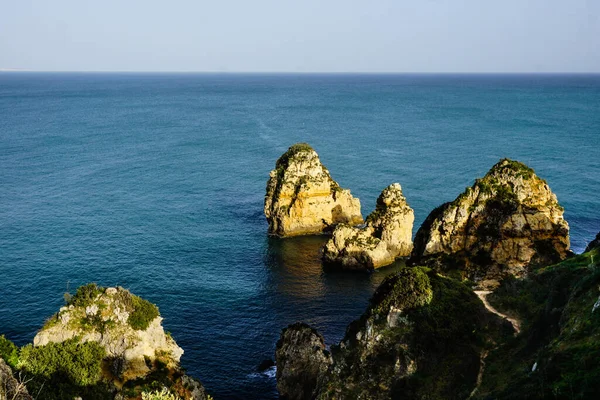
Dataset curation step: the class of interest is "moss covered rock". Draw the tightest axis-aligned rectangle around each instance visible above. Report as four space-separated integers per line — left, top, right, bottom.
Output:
474 247 600 399
322 183 414 271
264 143 363 237
275 322 333 400
276 268 507 399
410 158 570 289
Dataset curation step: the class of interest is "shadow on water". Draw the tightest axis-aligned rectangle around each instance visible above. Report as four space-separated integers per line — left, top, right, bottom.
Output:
262 235 405 343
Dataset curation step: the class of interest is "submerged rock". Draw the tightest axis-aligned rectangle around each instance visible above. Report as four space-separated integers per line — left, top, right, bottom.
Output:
410 159 570 288
264 143 363 237
322 183 414 270
585 231 600 252
275 322 332 400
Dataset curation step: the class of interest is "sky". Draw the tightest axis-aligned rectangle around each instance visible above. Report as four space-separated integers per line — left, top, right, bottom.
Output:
1 0 599 73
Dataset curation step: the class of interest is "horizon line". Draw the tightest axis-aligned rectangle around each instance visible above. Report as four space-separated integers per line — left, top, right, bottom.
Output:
1 70 600 75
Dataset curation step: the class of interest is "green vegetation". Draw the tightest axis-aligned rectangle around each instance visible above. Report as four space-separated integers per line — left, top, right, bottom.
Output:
326 268 507 399
68 283 105 307
371 267 433 316
0 334 19 368
19 339 105 386
128 294 160 330
477 248 600 399
142 387 182 400
493 158 536 180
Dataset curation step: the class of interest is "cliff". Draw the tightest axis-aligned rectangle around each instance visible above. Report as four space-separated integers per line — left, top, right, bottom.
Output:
276 323 332 400
410 158 570 288
585 231 600 252
322 183 414 270
14 284 209 400
474 246 600 399
0 358 32 400
276 268 508 399
264 143 363 237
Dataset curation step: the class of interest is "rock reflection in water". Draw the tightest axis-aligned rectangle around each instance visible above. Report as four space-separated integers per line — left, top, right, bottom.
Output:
263 235 405 345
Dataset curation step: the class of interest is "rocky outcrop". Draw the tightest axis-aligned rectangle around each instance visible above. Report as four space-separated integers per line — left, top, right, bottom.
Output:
27 284 210 400
275 322 332 400
585 231 600 252
265 143 363 237
0 358 33 400
410 159 570 288
322 183 414 270
35 285 182 382
276 268 506 399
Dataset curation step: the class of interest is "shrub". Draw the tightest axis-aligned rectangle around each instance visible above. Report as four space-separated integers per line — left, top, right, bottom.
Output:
128 295 160 331
69 283 105 307
0 334 19 368
142 387 182 400
19 339 105 386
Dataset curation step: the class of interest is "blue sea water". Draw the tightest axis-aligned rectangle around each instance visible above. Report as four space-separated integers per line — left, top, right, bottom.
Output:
0 73 599 399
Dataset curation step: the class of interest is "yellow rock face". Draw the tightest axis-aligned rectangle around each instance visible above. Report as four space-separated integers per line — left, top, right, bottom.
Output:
411 159 570 288
322 183 414 270
264 143 363 237
33 286 183 382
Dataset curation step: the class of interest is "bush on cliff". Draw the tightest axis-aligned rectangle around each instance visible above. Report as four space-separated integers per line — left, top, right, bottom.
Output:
0 334 19 368
19 339 105 386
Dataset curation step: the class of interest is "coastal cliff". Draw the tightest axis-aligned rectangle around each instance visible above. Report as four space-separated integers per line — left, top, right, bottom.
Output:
410 159 570 288
2 284 210 400
264 143 363 237
276 268 507 399
322 183 414 271
277 246 600 399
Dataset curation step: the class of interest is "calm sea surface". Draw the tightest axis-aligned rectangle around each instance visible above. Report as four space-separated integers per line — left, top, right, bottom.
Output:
0 73 599 398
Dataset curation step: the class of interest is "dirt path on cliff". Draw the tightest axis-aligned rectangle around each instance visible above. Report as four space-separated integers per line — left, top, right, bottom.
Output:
475 290 521 334
469 291 521 399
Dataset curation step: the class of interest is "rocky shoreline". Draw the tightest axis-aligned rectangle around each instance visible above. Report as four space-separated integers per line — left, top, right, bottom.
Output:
2 143 598 399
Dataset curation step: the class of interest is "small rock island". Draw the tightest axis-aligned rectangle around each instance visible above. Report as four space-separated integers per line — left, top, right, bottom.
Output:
322 183 414 271
410 158 570 288
264 143 363 237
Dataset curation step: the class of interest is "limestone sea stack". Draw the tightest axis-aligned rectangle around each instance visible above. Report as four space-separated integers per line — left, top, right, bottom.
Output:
410 158 570 288
264 143 363 237
322 183 414 271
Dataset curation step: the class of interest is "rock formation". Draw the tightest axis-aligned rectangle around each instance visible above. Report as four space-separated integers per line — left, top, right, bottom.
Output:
275 322 332 400
322 183 414 270
0 358 33 400
27 283 209 399
264 143 363 237
585 231 600 252
35 284 183 381
410 158 570 288
276 268 506 399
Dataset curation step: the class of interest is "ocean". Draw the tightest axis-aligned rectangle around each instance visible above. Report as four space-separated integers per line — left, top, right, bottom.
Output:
0 73 598 398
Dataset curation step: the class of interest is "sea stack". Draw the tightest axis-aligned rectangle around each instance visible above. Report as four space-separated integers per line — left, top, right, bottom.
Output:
322 183 414 271
410 158 570 288
264 143 363 237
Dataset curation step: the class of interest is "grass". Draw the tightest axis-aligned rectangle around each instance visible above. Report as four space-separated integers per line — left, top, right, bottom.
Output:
476 248 600 399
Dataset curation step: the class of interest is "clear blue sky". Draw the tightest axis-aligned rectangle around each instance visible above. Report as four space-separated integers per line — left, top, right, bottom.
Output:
1 0 599 72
